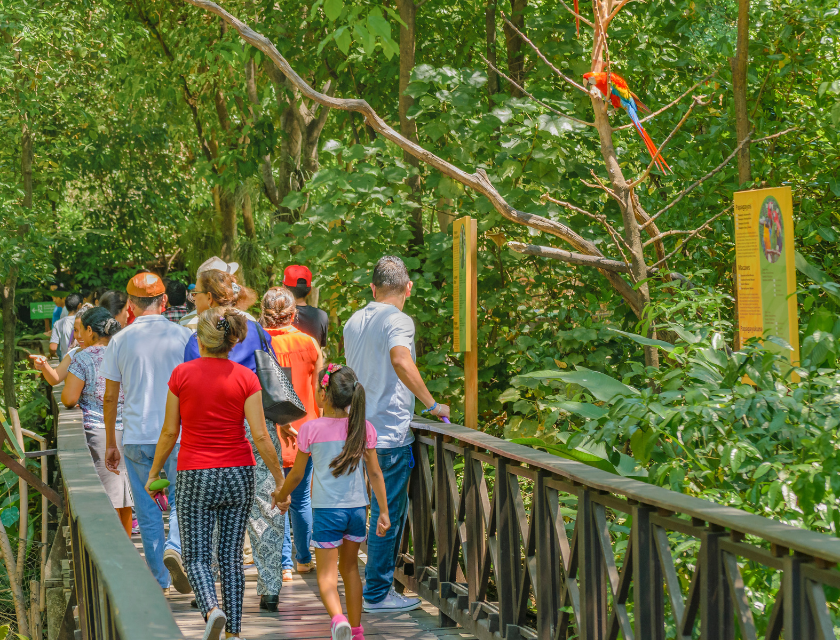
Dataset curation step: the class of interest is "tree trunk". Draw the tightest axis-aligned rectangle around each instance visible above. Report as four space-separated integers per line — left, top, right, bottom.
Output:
589 20 658 369
731 0 751 184
0 516 28 637
502 0 527 96
396 0 424 248
218 188 237 260
277 102 303 217
2 271 17 411
485 0 499 96
242 192 256 238
300 81 334 177
11 409 27 592
3 122 32 411
245 58 283 216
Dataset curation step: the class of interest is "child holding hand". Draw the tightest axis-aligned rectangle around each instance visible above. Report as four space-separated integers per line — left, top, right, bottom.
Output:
278 364 390 640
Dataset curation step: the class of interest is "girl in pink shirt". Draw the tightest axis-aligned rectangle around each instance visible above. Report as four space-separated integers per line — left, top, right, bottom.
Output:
278 365 390 640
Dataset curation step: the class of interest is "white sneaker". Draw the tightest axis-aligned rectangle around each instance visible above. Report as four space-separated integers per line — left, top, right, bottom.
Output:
363 588 421 613
331 615 351 640
202 607 226 640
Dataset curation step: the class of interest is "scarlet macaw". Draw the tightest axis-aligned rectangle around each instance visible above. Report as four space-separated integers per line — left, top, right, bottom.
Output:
582 71 671 174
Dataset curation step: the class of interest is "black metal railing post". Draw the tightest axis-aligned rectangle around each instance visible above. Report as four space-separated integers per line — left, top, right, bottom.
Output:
699 525 732 640
434 434 458 627
783 554 817 638
578 489 607 640
464 447 482 605
534 470 558 640
495 457 516 637
632 505 664 640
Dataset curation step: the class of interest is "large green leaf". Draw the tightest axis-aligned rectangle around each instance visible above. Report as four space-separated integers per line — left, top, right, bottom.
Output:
796 251 840 306
519 366 639 402
323 0 344 21
606 327 675 352
550 401 608 420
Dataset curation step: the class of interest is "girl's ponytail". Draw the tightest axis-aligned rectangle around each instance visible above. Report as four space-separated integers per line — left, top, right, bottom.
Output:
322 365 368 478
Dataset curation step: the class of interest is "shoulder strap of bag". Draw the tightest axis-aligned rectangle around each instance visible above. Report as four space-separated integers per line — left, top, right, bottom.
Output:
253 321 283 369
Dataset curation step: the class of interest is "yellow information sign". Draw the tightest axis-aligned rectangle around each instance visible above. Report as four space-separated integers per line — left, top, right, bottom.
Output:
453 216 476 353
734 186 800 369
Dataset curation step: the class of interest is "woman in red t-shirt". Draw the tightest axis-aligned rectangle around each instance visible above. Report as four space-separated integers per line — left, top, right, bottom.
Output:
145 307 288 640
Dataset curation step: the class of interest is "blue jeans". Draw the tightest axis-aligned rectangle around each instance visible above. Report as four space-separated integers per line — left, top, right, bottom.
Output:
364 445 411 604
124 443 182 589
281 459 313 569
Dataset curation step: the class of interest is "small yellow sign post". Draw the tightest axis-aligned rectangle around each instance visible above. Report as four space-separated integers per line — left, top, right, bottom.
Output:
733 186 800 371
453 216 478 429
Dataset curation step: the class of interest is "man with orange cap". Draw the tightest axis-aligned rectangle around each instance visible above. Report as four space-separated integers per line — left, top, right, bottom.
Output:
101 272 193 594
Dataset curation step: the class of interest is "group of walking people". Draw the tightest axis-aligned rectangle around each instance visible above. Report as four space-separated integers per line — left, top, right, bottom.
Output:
34 255 450 640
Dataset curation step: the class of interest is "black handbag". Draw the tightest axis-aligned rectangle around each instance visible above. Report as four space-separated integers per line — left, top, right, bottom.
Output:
254 324 307 425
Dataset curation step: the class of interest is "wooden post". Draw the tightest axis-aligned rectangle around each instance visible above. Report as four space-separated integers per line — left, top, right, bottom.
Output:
453 216 478 429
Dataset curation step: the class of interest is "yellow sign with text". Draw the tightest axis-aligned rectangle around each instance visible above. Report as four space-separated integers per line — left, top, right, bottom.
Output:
734 186 800 371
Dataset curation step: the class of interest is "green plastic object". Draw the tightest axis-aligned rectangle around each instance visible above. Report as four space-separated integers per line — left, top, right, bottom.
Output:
148 478 170 492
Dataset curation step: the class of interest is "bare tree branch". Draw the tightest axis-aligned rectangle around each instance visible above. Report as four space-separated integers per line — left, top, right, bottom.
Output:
648 205 732 269
613 71 718 131
604 0 637 29
500 12 589 94
478 53 594 126
183 0 645 316
507 242 634 272
628 95 705 188
556 0 595 28
542 193 633 262
643 127 797 230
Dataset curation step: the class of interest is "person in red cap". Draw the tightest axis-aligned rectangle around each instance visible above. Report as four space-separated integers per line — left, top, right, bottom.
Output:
100 271 193 595
284 265 329 349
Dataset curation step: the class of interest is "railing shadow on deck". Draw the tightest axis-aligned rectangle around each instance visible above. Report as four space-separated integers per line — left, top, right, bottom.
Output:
397 418 840 640
52 386 185 639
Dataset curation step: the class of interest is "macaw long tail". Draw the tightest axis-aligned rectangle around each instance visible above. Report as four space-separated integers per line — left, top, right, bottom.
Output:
630 117 671 174
574 0 580 35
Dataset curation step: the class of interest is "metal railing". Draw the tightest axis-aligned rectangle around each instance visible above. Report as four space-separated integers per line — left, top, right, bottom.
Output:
52 387 184 639
396 418 840 640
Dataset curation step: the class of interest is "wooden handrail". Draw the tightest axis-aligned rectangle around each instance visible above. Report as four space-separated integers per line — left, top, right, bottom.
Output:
410 417 840 564
53 386 185 639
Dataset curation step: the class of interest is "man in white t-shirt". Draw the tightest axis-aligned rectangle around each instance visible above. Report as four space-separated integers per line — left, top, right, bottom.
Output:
343 256 450 612
101 272 192 593
49 293 82 360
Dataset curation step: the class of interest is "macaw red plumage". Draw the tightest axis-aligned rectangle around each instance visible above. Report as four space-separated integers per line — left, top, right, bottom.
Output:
582 71 671 174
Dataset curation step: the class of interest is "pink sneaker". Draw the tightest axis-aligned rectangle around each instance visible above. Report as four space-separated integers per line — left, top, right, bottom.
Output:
331 614 351 640
351 625 364 640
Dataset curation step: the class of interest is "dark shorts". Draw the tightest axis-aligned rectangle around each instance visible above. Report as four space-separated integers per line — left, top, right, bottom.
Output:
311 507 367 548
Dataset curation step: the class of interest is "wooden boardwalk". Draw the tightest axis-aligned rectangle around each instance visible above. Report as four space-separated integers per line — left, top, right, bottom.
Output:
166 563 476 639
132 534 474 639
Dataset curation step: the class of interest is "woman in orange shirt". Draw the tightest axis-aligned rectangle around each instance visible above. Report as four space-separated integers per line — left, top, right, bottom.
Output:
261 287 323 582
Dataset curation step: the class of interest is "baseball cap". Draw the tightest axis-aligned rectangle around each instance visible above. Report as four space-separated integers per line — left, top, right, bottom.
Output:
283 265 312 287
126 272 166 297
198 256 239 276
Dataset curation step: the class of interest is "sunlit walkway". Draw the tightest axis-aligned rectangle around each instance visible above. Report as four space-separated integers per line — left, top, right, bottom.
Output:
132 534 475 639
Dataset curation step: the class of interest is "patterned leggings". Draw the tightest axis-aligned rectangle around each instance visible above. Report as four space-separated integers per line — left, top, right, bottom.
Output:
176 466 255 634
245 420 286 596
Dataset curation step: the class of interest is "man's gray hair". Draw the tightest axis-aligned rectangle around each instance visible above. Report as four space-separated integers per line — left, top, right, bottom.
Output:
128 294 164 311
372 256 410 294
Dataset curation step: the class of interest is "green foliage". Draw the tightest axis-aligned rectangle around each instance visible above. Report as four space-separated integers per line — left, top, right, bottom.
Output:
509 281 840 537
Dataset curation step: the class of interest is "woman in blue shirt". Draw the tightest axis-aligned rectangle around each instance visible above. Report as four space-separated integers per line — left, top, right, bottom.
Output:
185 268 287 611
